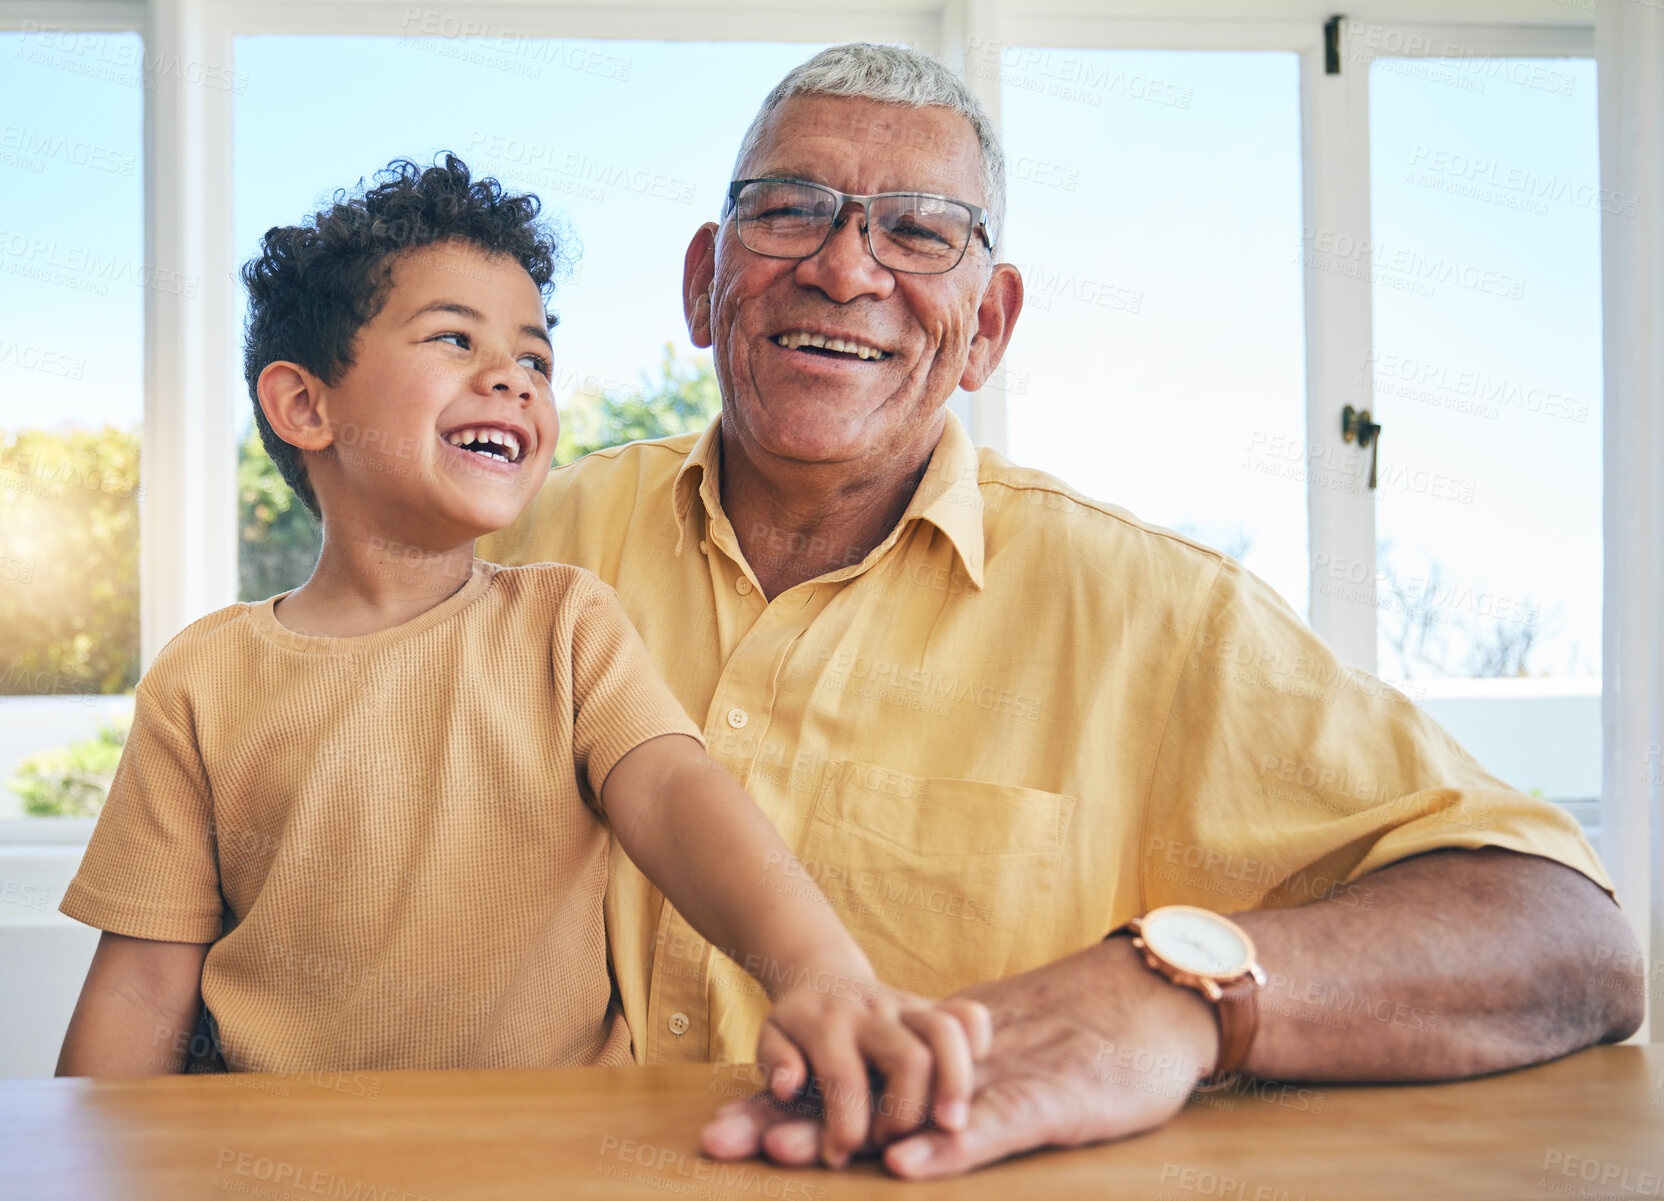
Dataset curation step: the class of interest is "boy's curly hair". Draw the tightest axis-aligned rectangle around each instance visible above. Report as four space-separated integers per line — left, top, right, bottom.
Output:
241 153 570 518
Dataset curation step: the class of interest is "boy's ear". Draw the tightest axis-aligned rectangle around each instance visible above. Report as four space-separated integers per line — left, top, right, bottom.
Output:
256 361 334 451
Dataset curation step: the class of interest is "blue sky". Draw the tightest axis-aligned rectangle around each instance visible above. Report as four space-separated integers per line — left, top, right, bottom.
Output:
0 34 1603 678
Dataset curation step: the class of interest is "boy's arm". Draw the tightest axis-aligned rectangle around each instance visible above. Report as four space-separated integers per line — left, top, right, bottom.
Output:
601 733 987 1166
56 932 210 1076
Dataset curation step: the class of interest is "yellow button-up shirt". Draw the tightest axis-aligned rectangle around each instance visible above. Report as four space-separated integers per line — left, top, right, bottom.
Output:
480 412 1609 1066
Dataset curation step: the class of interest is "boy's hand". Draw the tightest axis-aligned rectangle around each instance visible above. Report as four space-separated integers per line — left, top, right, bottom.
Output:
751 982 992 1167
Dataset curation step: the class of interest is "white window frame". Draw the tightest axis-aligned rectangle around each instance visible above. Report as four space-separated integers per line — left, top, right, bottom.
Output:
4 0 1657 1040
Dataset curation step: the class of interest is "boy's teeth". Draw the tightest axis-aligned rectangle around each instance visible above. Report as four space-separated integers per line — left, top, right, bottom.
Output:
444 427 521 462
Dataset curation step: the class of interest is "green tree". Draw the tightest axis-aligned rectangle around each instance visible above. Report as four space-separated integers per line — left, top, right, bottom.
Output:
555 345 721 465
239 427 322 602
0 426 140 696
8 718 129 817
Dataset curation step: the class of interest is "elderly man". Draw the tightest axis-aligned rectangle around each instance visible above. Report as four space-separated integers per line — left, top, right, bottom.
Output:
480 43 1642 1179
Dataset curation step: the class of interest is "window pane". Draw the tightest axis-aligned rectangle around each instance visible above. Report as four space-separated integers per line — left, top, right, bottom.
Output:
0 30 144 819
233 36 825 601
1367 55 1601 844
1368 57 1602 682
1000 49 1309 615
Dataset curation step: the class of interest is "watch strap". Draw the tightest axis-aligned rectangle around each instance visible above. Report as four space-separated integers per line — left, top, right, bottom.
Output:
1199 970 1262 1090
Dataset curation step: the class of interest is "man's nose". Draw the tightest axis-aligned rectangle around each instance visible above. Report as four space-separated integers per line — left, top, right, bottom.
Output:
795 203 894 302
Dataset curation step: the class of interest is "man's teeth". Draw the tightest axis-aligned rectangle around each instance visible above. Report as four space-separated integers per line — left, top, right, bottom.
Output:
773 331 888 360
444 427 520 461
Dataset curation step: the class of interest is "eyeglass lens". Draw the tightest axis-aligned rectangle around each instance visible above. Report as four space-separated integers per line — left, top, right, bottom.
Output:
733 180 972 273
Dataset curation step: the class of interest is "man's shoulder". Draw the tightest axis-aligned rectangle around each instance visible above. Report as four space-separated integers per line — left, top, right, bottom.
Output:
972 448 1227 578
548 432 701 502
481 432 700 569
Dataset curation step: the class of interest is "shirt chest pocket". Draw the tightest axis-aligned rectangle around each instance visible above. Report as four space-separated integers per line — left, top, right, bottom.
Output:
794 761 1076 997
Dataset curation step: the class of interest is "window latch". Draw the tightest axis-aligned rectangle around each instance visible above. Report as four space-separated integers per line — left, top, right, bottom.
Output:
1342 405 1382 490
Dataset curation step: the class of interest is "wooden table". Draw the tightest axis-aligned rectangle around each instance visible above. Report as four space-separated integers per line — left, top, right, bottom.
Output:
4 1047 1661 1201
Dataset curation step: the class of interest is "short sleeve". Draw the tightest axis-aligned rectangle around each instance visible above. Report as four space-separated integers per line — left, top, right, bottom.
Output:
59 671 223 943
1141 557 1612 915
568 581 705 808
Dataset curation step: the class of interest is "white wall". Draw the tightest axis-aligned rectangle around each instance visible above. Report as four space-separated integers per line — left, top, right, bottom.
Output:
0 845 100 1077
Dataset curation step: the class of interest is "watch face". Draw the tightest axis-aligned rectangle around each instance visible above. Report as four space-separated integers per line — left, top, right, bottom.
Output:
1143 907 1250 976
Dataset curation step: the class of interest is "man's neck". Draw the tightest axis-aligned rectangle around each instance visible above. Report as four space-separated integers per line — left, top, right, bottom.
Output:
717 424 940 600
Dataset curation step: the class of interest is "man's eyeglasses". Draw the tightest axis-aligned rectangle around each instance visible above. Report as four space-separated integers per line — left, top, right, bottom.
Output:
724 178 994 276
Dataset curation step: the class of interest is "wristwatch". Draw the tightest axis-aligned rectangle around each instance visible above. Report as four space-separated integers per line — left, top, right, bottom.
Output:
1120 905 1267 1089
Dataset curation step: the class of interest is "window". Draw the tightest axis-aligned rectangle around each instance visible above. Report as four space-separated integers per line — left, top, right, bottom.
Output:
0 28 144 822
1364 49 1604 840
233 36 827 599
1000 48 1309 613
1367 55 1602 683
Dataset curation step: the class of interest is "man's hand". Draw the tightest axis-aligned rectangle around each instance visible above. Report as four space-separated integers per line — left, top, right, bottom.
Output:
702 937 1215 1178
702 850 1644 1178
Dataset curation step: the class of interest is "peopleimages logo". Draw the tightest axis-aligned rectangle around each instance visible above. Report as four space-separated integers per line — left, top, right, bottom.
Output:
17 22 248 92
0 230 197 298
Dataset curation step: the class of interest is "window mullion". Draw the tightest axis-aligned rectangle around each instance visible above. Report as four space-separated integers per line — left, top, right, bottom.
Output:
1300 22 1377 669
1595 0 1664 1036
940 0 1009 453
140 0 239 668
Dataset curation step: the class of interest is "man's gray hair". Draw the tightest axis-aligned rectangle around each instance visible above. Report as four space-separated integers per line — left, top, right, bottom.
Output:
732 42 1007 250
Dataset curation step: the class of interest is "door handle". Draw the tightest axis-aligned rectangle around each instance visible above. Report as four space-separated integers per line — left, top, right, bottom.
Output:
1342 405 1382 490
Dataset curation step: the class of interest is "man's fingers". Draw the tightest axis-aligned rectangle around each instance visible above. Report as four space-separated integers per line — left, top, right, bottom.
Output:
760 1118 829 1167
897 1006 973 1132
756 1021 806 1102
699 1093 789 1161
881 1076 1069 1180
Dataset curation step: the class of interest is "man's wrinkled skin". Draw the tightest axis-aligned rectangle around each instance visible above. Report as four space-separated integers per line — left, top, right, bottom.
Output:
686 93 1645 1178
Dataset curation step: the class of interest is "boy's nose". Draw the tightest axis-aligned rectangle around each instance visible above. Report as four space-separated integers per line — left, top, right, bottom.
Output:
479 358 533 402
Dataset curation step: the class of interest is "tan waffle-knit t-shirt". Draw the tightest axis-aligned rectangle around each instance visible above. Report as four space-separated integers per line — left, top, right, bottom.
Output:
61 559 702 1073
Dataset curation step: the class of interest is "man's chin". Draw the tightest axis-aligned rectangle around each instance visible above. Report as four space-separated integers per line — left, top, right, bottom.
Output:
731 418 884 470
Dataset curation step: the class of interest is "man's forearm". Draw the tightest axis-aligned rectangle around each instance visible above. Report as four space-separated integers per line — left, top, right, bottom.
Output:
1231 847 1643 1082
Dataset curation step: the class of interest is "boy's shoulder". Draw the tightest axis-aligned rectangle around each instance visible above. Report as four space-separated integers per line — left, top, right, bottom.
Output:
485 559 612 604
132 602 265 713
146 601 261 674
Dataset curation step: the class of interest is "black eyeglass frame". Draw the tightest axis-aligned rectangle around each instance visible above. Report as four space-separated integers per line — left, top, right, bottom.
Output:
723 177 996 275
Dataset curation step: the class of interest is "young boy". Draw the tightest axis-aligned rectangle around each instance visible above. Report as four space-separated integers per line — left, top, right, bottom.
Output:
55 154 984 1166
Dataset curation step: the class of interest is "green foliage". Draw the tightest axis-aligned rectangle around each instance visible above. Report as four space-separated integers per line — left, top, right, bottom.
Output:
9 717 129 817
0 426 140 696
239 427 321 602
554 345 721 465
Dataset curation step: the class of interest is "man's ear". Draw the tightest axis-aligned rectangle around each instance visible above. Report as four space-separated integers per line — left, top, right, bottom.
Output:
256 361 335 452
958 262 1025 393
683 222 719 350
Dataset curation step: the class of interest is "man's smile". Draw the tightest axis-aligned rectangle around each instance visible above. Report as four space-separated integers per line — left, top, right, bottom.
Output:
771 329 892 361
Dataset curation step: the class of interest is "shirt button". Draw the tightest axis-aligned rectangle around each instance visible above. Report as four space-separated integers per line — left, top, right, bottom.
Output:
736 578 753 596
668 1011 690 1036
726 707 748 730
